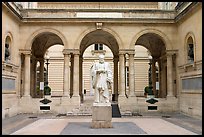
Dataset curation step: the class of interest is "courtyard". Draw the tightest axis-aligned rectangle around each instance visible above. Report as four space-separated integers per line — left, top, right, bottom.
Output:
2 112 202 135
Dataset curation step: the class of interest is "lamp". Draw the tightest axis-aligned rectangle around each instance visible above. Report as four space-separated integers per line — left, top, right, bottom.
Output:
148 55 153 95
45 54 50 86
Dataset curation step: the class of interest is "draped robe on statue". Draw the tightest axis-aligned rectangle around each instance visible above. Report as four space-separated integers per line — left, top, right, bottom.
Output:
91 61 113 103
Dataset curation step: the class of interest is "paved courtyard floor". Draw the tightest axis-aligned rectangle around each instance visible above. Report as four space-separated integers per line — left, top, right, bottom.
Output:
2 112 202 135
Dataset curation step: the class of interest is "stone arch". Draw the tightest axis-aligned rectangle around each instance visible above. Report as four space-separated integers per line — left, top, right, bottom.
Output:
75 26 123 51
25 28 68 50
184 31 196 63
130 28 173 50
132 28 172 98
4 31 13 43
77 26 122 102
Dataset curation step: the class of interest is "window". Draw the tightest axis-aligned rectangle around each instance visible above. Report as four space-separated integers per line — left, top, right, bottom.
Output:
188 44 194 62
187 36 194 63
94 43 103 50
5 36 11 61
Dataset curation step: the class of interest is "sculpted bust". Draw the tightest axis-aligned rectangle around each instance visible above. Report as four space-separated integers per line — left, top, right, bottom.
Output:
91 54 113 103
5 44 10 61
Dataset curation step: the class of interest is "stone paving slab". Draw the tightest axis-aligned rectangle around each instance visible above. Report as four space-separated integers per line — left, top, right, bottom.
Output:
131 118 197 135
10 117 198 135
2 114 39 135
60 122 146 135
11 119 69 135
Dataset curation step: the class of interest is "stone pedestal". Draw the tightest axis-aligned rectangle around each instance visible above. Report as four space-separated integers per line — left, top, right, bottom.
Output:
91 102 112 128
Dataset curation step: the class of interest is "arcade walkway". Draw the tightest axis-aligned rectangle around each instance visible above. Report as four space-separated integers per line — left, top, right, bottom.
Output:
2 112 202 135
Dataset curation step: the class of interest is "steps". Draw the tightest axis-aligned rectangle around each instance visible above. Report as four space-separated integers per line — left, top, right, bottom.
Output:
111 103 121 117
67 96 121 117
67 95 94 116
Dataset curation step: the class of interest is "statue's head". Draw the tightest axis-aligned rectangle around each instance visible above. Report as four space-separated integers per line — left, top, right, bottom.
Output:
99 54 105 63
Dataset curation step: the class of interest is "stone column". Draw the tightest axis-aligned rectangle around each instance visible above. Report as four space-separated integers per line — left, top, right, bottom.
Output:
63 52 71 97
24 52 31 97
113 56 119 101
73 53 80 97
79 56 83 102
39 59 44 83
32 60 37 97
39 59 44 97
158 59 162 98
119 53 125 96
166 52 173 97
159 55 166 98
129 53 135 96
152 58 156 96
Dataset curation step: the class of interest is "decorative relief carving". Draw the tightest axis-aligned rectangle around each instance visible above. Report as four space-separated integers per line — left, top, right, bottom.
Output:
96 22 103 29
2 61 19 73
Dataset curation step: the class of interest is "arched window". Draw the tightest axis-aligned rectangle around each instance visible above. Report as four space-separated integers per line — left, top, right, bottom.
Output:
187 36 194 63
5 36 11 61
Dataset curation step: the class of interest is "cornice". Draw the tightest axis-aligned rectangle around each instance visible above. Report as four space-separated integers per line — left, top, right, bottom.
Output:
2 2 201 24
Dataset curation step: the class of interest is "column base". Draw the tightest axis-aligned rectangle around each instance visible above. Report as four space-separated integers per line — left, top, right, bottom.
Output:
166 95 176 99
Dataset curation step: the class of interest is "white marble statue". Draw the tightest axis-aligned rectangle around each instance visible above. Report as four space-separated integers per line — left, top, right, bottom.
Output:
91 54 113 103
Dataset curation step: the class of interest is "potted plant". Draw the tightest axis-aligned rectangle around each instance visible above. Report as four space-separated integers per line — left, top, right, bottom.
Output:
144 86 149 97
44 85 51 95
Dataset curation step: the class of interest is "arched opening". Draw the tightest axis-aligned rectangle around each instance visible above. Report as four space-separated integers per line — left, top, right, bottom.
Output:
79 29 119 103
135 33 167 98
46 45 64 96
134 45 149 97
29 32 64 98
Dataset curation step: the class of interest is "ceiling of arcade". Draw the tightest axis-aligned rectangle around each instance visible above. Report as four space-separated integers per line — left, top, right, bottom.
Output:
80 30 119 56
32 32 63 58
135 33 166 58
31 31 165 59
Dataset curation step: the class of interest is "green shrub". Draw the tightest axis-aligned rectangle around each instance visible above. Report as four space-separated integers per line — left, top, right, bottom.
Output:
144 85 153 95
144 86 149 94
44 85 51 95
36 86 40 95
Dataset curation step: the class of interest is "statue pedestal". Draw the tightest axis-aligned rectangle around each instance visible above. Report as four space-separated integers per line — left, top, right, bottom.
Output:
91 102 112 128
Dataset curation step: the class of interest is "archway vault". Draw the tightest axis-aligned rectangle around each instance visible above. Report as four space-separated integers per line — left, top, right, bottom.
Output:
135 33 166 58
130 28 173 51
25 28 68 50
32 32 64 58
80 29 119 56
29 31 65 98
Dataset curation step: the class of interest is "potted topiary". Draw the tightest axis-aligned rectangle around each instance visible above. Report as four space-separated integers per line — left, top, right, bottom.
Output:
44 85 51 95
144 86 149 98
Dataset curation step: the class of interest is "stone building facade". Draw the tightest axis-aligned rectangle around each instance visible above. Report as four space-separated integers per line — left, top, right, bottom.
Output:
2 2 202 119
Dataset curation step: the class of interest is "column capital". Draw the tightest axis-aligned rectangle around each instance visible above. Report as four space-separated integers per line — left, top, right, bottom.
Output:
63 49 80 55
166 50 178 56
19 49 32 55
119 49 135 55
